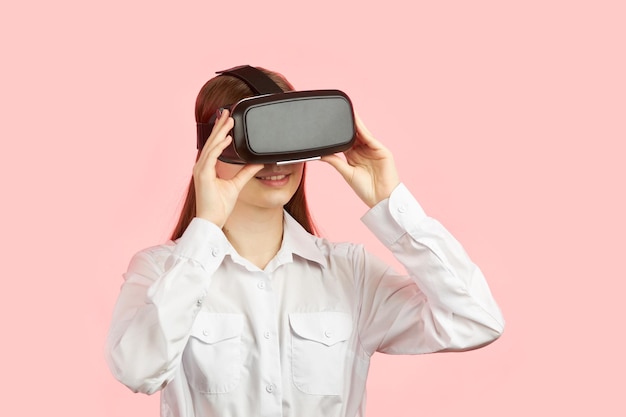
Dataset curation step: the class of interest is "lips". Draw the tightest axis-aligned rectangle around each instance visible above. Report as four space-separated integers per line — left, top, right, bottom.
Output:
255 174 287 181
254 172 291 187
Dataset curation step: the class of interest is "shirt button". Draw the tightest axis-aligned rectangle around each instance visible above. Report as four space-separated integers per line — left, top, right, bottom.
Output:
266 384 275 393
324 330 333 338
211 248 220 257
263 331 271 339
202 330 209 336
397 205 407 213
196 299 203 306
257 281 266 289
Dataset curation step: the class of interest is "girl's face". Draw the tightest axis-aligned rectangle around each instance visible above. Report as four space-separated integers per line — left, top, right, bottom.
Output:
216 161 305 211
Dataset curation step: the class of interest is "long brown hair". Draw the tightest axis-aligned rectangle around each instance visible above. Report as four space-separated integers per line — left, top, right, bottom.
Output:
170 67 319 240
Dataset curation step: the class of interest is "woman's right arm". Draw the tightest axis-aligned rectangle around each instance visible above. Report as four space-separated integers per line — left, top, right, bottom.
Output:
106 110 262 394
105 218 228 394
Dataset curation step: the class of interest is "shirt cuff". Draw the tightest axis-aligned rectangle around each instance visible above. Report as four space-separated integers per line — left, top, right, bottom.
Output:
172 217 230 269
361 183 427 246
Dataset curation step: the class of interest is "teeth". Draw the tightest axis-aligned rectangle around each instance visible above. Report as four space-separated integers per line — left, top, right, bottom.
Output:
258 175 286 180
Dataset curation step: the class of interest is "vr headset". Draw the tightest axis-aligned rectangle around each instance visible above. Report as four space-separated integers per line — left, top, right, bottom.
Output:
196 65 356 165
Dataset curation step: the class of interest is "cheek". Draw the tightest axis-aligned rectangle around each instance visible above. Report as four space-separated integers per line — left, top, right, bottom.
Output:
291 165 305 188
295 163 305 179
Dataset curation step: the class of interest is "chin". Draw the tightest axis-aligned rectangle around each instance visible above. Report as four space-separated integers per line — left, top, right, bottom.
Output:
258 190 297 209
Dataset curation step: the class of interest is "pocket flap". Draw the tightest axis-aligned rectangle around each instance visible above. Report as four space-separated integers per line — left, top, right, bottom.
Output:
190 312 244 344
289 312 352 346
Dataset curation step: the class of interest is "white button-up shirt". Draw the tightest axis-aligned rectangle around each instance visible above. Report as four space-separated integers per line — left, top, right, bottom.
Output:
106 184 504 417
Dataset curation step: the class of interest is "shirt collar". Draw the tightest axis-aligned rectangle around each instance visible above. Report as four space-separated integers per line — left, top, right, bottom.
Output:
279 211 328 269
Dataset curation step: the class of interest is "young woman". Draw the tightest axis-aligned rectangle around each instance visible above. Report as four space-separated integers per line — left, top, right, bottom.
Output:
106 66 504 417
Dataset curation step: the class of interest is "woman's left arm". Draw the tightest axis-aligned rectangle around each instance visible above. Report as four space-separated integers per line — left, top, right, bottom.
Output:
323 114 504 354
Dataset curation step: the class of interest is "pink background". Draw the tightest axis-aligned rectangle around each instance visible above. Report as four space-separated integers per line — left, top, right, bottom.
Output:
1 0 624 415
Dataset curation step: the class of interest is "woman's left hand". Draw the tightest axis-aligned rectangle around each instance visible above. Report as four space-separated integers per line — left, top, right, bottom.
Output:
321 114 400 208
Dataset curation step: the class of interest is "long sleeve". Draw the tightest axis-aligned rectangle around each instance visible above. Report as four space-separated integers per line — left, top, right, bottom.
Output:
357 183 504 355
105 218 229 394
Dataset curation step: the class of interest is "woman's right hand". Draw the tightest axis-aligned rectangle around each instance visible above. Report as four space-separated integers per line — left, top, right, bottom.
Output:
193 109 263 228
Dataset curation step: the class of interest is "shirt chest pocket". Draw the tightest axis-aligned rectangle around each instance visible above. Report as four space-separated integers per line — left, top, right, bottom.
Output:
183 312 244 394
289 312 353 396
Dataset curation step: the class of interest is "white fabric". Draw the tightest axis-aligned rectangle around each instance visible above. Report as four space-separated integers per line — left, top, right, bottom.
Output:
106 183 504 417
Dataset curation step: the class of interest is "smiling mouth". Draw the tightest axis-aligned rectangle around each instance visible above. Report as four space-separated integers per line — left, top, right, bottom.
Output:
255 174 288 180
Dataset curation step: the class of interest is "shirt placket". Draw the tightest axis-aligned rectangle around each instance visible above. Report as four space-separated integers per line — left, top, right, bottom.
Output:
254 269 283 417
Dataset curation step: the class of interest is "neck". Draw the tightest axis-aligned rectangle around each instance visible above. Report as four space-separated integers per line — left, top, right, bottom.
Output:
222 205 284 270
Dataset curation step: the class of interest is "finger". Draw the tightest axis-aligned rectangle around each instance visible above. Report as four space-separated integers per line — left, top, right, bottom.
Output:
194 134 234 181
212 108 230 128
354 113 385 149
207 113 234 150
197 116 234 165
198 109 229 150
207 134 233 161
199 108 231 150
320 154 353 182
230 163 264 190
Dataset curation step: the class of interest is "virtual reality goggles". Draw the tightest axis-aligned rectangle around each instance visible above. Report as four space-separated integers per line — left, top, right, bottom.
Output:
196 65 356 165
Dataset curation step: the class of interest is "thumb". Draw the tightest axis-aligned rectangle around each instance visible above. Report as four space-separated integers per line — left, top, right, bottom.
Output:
230 164 264 190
